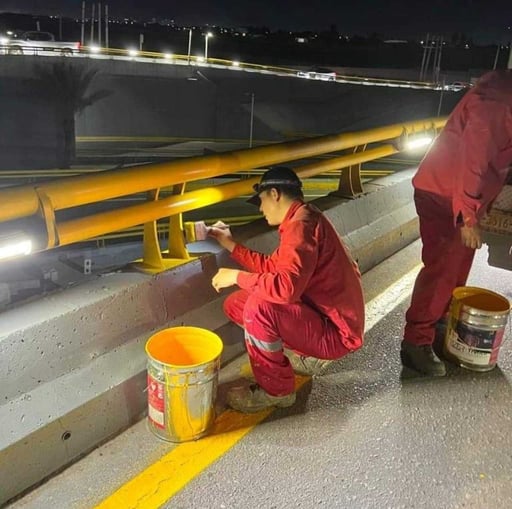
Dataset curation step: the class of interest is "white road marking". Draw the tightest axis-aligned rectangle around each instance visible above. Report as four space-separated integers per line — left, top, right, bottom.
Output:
364 265 422 333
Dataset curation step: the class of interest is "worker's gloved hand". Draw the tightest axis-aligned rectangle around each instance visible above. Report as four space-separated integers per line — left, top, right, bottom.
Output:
460 224 482 250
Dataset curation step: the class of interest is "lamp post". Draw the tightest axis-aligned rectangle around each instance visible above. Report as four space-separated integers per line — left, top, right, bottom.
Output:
243 92 255 148
249 92 255 148
204 32 213 61
187 28 192 64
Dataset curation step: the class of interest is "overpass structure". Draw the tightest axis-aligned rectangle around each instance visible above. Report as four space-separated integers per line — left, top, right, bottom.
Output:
0 44 442 90
1 57 511 509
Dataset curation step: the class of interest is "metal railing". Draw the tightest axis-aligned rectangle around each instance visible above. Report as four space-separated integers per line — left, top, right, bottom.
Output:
0 117 447 271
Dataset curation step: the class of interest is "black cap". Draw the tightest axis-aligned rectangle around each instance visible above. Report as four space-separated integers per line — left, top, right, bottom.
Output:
248 166 302 206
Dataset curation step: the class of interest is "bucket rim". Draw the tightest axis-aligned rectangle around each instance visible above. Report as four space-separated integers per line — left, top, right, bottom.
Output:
145 326 224 369
453 286 511 311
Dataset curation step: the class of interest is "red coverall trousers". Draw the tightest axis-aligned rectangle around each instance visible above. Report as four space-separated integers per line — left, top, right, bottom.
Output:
224 289 351 396
404 190 475 346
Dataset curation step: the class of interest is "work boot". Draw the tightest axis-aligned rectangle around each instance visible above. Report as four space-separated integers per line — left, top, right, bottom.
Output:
432 317 449 357
284 348 334 376
227 384 296 413
400 341 446 376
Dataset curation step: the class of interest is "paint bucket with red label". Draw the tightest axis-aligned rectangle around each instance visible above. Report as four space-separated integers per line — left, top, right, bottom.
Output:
145 327 223 442
443 287 510 372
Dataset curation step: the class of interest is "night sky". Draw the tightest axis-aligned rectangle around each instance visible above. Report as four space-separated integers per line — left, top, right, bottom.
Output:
2 0 511 42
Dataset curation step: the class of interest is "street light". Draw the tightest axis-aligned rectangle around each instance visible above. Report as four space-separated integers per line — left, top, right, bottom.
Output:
405 136 433 151
204 32 213 61
0 231 32 261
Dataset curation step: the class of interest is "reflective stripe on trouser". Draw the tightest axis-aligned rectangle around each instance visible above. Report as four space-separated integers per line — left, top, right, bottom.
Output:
404 190 475 346
223 290 351 396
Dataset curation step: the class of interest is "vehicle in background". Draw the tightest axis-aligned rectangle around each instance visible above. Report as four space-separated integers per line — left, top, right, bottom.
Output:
0 31 80 55
443 81 472 92
297 66 337 82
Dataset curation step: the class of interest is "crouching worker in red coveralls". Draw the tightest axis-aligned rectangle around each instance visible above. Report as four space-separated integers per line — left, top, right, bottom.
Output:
402 69 512 376
209 166 365 413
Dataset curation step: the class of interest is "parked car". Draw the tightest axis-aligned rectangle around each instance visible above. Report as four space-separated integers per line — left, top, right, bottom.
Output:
443 81 472 92
3 31 80 55
297 66 337 82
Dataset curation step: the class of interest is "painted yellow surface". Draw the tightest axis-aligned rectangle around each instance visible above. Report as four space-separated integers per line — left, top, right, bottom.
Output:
95 376 309 509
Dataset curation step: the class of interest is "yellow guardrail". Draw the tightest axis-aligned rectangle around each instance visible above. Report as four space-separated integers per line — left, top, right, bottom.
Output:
0 117 446 271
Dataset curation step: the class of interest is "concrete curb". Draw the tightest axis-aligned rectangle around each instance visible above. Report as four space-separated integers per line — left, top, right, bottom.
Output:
0 170 419 505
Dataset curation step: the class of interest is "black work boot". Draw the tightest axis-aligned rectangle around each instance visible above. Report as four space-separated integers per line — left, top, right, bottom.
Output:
400 341 446 376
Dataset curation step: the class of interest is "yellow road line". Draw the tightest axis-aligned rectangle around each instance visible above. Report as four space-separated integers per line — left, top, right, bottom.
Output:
95 376 309 509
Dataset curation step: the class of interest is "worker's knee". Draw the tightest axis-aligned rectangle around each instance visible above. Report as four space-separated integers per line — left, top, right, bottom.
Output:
223 290 249 326
243 294 279 332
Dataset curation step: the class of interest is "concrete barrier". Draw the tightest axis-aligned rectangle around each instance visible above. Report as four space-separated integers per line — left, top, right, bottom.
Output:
0 169 419 505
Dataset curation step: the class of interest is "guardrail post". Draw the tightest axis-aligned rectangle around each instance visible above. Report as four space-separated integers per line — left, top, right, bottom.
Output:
166 184 190 260
35 189 58 249
331 144 366 198
137 184 192 273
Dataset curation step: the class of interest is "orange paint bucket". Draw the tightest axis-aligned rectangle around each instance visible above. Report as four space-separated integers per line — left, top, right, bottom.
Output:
443 287 510 372
145 327 223 442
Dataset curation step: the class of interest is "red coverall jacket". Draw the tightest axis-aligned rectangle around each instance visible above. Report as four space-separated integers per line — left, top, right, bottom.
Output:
231 200 365 352
413 70 512 225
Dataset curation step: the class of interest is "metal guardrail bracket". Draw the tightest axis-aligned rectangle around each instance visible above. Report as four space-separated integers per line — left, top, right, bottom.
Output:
330 144 366 198
34 188 58 249
133 185 195 273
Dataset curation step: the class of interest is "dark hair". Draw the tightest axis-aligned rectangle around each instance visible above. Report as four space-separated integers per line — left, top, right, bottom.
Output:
248 166 304 206
260 184 304 201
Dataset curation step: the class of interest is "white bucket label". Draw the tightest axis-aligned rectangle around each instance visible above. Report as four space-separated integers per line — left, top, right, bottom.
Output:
446 320 504 366
147 374 165 429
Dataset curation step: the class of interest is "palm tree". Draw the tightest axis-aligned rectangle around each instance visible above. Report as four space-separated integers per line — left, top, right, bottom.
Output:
35 62 111 169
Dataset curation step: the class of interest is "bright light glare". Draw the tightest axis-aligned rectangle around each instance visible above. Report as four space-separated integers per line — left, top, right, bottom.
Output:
197 55 205 62
406 137 433 150
0 37 9 45
0 240 32 260
128 49 138 57
206 32 213 38
89 45 100 53
164 53 173 59
232 61 240 67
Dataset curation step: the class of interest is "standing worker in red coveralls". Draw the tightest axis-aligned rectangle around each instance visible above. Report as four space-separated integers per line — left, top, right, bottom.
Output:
402 69 512 376
209 167 365 413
